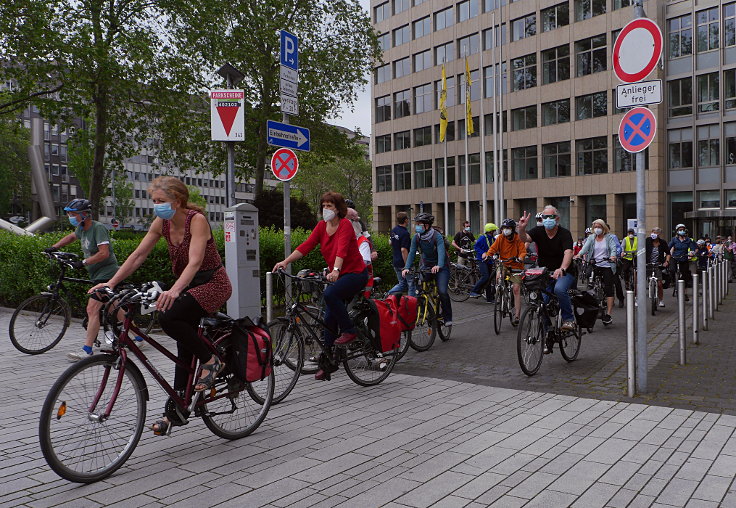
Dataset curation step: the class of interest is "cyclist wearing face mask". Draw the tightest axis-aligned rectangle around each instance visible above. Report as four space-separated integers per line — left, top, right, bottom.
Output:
575 219 618 325
517 206 577 334
485 219 526 324
452 220 475 266
669 224 697 290
469 223 498 302
646 227 670 306
621 228 637 291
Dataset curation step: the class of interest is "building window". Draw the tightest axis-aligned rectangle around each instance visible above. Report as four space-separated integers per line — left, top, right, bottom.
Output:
725 69 736 110
726 3 736 47
459 69 481 102
435 156 456 187
698 125 720 167
511 53 536 91
512 147 538 181
435 75 456 107
541 3 569 32
483 63 507 97
394 57 411 79
457 34 480 57
482 24 507 50
457 117 479 140
728 123 736 165
414 126 432 146
575 0 605 21
376 134 391 154
435 6 455 31
414 0 428 5
375 95 391 123
576 137 607 175
612 0 634 10
668 78 693 117
668 130 694 169
435 121 456 142
458 153 481 184
668 14 693 58
575 35 606 76
378 33 390 52
575 91 607 120
375 64 391 84
543 142 571 178
728 190 736 207
393 90 411 119
541 45 570 84
393 25 410 47
393 0 409 15
511 105 537 131
414 83 434 114
613 136 648 172
435 42 455 65
458 0 479 22
394 130 411 150
395 163 411 191
374 2 390 23
414 50 432 72
483 111 507 134
699 191 720 209
697 72 719 113
512 14 536 41
415 160 433 189
585 195 607 227
542 98 570 126
413 16 431 39
697 8 719 53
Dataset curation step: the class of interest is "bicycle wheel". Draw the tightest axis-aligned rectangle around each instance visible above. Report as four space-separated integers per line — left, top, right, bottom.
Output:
342 332 396 386
396 330 411 360
493 285 504 335
410 297 437 352
300 307 323 374
559 325 582 362
10 294 71 354
39 354 146 483
517 306 545 376
437 297 451 342
250 319 303 405
204 370 274 440
449 268 470 302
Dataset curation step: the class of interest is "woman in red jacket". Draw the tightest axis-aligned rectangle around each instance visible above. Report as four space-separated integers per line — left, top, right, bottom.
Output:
273 192 368 380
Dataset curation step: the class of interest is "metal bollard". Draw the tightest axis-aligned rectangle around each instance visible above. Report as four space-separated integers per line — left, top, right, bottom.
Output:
716 261 722 305
692 273 699 345
678 279 686 365
709 266 715 319
266 271 273 323
702 269 709 330
627 290 635 398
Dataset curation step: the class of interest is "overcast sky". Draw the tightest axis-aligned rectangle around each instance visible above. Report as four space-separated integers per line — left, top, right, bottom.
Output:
325 0 373 136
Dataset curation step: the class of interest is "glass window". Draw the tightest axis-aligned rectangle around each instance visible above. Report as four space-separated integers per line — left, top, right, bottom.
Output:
575 35 607 76
374 2 390 23
414 50 432 72
728 124 736 165
669 78 693 117
512 14 537 41
435 156 456 186
375 64 391 84
585 195 607 227
697 8 719 53
668 14 693 58
612 0 634 10
458 153 481 184
511 53 536 91
375 95 391 123
393 0 409 15
459 69 481 103
575 91 607 120
435 42 455 65
435 122 456 142
725 69 736 110
726 3 736 47
512 146 538 180
457 117 480 140
414 0 428 4
542 45 570 84
483 111 508 134
414 126 432 146
457 34 480 57
511 105 537 131
668 129 694 169
575 0 606 21
393 25 410 47
457 0 479 22
483 63 507 98
699 191 720 209
395 130 411 150
394 57 411 79
728 190 736 207
395 163 411 191
376 135 391 154
415 160 433 189
377 166 392 192
394 90 411 118
483 24 507 50
435 7 455 31
435 75 456 107
542 142 571 177
414 83 434 114
542 98 570 126
613 135 648 172
378 33 390 52
576 137 608 175
541 3 569 32
697 72 719 113
413 16 431 39
697 125 720 167
484 0 508 11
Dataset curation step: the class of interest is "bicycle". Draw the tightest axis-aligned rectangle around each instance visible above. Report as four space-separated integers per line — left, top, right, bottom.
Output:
517 268 583 376
410 268 451 351
647 263 665 316
39 282 273 483
448 255 479 302
493 259 522 335
583 258 609 326
9 251 156 355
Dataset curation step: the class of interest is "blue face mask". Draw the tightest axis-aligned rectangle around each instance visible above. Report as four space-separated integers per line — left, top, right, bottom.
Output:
415 225 424 234
542 218 557 230
68 216 79 227
154 202 176 220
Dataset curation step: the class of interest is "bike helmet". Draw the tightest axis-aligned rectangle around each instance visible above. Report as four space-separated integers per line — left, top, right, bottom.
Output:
345 198 356 209
484 223 498 232
501 218 516 230
414 212 434 225
675 223 686 230
535 212 543 221
63 198 92 213
584 227 592 235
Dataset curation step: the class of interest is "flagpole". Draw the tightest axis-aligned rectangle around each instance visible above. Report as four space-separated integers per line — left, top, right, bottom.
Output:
441 60 449 234
463 49 470 223
498 6 505 220
479 30 487 229
491 13 499 225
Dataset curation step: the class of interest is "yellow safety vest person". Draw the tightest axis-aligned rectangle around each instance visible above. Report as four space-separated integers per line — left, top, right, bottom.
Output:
623 236 637 261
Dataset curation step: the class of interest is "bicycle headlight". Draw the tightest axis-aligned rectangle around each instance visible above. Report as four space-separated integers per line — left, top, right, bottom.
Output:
529 291 538 301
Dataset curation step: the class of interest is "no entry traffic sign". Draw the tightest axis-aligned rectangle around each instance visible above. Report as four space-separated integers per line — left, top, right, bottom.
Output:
612 18 663 83
618 107 656 153
271 148 299 181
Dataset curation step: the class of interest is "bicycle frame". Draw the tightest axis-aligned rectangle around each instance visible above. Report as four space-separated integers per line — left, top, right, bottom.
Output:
413 271 440 325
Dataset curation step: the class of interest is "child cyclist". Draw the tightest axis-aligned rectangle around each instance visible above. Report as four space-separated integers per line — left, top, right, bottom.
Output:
486 219 526 325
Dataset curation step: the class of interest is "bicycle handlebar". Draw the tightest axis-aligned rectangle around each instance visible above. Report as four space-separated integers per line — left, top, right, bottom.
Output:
42 250 80 268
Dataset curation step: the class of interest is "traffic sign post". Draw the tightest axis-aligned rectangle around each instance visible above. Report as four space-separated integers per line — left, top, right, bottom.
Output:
618 107 657 153
271 148 299 182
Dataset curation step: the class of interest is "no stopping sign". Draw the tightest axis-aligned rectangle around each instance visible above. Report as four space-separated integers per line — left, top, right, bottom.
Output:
270 148 299 181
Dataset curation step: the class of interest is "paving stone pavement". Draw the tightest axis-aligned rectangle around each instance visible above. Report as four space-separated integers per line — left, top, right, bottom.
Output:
2 287 736 507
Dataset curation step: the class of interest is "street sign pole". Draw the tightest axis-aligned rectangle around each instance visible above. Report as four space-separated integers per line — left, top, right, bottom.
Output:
279 30 299 269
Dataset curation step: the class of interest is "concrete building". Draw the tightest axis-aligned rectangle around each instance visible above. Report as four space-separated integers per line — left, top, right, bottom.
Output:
371 0 736 240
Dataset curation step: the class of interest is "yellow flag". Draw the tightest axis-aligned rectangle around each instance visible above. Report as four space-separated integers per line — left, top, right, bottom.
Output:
465 57 474 136
439 64 448 142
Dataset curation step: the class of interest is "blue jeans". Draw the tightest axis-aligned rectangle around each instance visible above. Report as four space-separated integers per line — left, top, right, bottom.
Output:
543 273 576 323
434 265 452 323
389 266 416 297
471 262 495 301
323 270 368 348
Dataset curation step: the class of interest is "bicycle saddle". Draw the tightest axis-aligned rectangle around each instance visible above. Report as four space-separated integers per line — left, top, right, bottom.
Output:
200 312 233 328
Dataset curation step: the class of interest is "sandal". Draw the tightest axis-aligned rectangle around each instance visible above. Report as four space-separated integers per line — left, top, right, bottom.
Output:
194 356 225 392
152 417 171 436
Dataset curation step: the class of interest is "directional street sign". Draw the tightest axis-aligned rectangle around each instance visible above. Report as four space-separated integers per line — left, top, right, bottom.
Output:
267 120 310 151
271 148 299 181
280 30 299 71
618 107 657 153
616 79 662 109
612 18 663 83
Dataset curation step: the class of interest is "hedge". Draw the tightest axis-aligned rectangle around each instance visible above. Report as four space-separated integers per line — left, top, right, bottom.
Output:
0 228 452 314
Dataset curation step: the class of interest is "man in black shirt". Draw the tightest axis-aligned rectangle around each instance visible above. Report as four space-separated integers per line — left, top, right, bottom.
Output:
517 206 577 336
388 211 416 296
452 220 475 266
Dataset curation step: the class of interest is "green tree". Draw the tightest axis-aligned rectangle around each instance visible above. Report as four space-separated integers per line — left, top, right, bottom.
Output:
254 189 317 230
186 185 208 212
111 172 134 227
0 117 31 216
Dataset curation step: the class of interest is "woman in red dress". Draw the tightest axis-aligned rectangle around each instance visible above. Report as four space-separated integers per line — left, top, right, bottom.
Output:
91 176 232 435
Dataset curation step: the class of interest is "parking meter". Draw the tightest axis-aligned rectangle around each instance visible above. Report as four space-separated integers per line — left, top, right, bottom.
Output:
224 203 261 319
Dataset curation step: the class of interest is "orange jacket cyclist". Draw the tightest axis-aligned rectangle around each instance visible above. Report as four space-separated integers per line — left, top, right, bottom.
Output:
486 218 526 325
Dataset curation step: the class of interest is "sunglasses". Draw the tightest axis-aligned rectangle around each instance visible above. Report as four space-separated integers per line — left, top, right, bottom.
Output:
541 214 557 219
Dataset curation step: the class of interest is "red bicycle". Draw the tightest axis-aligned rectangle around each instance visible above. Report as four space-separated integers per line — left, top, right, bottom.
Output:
39 282 274 483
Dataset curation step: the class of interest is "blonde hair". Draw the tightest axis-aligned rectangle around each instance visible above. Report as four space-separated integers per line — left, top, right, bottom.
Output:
591 219 609 234
148 176 205 214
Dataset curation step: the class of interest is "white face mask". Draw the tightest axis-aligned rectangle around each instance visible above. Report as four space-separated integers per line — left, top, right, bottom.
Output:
502 228 512 236
593 227 603 236
323 208 336 222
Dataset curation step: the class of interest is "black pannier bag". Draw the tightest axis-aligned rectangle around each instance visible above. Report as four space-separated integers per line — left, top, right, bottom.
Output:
570 289 600 329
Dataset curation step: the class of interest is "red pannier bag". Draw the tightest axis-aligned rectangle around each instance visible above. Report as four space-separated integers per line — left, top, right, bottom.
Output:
367 299 402 353
386 294 418 332
229 316 273 382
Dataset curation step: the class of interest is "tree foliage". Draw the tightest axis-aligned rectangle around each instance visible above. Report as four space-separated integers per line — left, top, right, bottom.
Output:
0 118 31 215
111 172 134 227
186 185 208 212
253 189 317 230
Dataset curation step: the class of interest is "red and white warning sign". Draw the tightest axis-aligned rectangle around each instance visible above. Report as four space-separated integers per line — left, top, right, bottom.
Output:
210 89 245 141
612 18 663 84
271 148 299 182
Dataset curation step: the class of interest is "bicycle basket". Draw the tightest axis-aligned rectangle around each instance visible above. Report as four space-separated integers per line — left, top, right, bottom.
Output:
295 269 323 300
522 267 549 290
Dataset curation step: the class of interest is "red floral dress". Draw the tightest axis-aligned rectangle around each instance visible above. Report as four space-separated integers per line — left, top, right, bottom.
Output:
162 209 232 314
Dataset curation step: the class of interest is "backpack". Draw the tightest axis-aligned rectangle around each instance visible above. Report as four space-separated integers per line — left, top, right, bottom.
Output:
228 316 273 383
386 294 418 331
366 299 402 352
570 290 600 329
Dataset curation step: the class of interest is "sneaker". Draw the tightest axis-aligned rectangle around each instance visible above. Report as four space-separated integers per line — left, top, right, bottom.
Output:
444 321 453 327
659 301 665 308
133 335 147 349
602 314 613 325
486 299 495 304
469 292 481 298
511 316 520 327
334 332 358 345
561 321 576 331
67 348 93 362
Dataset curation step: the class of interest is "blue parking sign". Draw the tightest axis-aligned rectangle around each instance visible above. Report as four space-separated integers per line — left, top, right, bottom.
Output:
280 30 298 71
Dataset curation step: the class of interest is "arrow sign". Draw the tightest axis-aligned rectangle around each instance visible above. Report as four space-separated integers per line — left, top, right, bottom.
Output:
267 120 310 151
